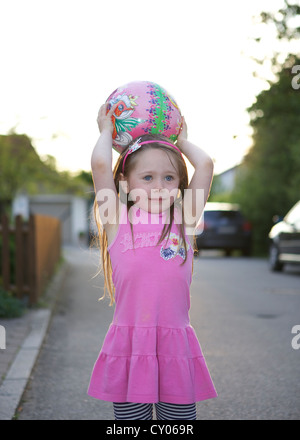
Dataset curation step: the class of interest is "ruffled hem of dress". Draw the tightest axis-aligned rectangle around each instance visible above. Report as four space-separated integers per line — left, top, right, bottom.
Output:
87 388 218 404
87 324 217 404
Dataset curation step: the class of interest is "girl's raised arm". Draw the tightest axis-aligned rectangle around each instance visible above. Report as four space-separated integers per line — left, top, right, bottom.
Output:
177 117 214 233
91 103 119 237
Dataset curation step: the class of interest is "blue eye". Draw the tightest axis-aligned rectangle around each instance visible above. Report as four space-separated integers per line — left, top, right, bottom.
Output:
143 175 152 181
165 176 174 181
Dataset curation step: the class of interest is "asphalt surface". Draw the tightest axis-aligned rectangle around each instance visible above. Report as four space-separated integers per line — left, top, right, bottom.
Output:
3 246 300 420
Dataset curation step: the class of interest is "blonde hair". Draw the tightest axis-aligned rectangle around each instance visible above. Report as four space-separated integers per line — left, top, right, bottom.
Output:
93 134 189 306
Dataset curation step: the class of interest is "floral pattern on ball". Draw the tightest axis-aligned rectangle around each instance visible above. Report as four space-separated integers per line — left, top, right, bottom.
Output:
106 81 182 154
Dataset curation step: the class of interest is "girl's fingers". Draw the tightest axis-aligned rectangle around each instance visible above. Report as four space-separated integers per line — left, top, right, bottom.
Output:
179 117 184 133
178 116 187 140
98 102 117 119
98 104 106 117
98 103 111 122
108 102 118 115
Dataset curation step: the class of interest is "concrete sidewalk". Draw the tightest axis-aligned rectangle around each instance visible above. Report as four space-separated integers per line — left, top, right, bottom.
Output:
0 252 69 420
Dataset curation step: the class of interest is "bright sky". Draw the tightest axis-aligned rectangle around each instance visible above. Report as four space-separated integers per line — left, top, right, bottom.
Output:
0 0 287 175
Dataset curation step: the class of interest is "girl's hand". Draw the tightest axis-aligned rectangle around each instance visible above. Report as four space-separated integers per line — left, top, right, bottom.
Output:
177 116 188 145
97 103 116 134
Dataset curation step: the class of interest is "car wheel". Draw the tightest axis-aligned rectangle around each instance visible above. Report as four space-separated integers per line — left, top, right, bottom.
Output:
269 244 284 272
242 247 251 257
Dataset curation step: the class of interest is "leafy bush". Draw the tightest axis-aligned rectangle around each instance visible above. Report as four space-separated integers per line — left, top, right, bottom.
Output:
0 287 24 318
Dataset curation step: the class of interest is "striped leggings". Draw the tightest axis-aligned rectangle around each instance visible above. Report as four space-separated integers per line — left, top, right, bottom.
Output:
113 402 196 420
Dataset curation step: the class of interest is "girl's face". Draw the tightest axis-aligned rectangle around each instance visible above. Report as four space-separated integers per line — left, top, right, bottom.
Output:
121 148 180 214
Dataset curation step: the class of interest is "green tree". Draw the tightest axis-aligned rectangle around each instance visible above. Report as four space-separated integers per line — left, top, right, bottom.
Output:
0 133 42 215
251 0 300 75
75 170 93 188
231 1 300 255
0 132 90 216
259 1 300 43
233 55 300 254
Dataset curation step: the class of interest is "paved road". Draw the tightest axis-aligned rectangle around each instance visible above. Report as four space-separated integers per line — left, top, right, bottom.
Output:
17 247 300 420
190 252 300 420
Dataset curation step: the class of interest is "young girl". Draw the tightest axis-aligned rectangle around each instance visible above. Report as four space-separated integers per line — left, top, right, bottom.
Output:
88 102 217 420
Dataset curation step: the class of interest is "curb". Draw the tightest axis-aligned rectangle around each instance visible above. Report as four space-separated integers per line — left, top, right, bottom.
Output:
0 261 68 420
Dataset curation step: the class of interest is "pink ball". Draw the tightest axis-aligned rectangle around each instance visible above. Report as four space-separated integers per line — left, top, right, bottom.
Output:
105 81 182 154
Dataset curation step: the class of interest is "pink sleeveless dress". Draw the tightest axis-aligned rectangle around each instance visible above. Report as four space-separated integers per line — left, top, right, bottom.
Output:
88 203 217 404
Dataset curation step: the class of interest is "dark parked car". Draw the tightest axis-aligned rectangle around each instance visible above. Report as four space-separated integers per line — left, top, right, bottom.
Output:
194 202 252 256
269 200 300 271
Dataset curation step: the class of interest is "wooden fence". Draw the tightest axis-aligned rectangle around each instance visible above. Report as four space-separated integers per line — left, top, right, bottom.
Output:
0 214 61 305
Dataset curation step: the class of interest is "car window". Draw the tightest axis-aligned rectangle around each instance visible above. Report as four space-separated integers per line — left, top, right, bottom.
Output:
204 211 243 225
285 201 300 225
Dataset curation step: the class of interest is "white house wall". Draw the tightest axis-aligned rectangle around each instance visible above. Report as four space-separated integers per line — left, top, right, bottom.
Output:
13 194 89 246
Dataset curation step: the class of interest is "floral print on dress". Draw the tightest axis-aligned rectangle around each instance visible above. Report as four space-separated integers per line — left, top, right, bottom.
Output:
160 233 189 261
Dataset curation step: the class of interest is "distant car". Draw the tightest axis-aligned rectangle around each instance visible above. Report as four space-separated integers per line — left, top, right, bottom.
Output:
268 200 300 271
194 202 252 256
